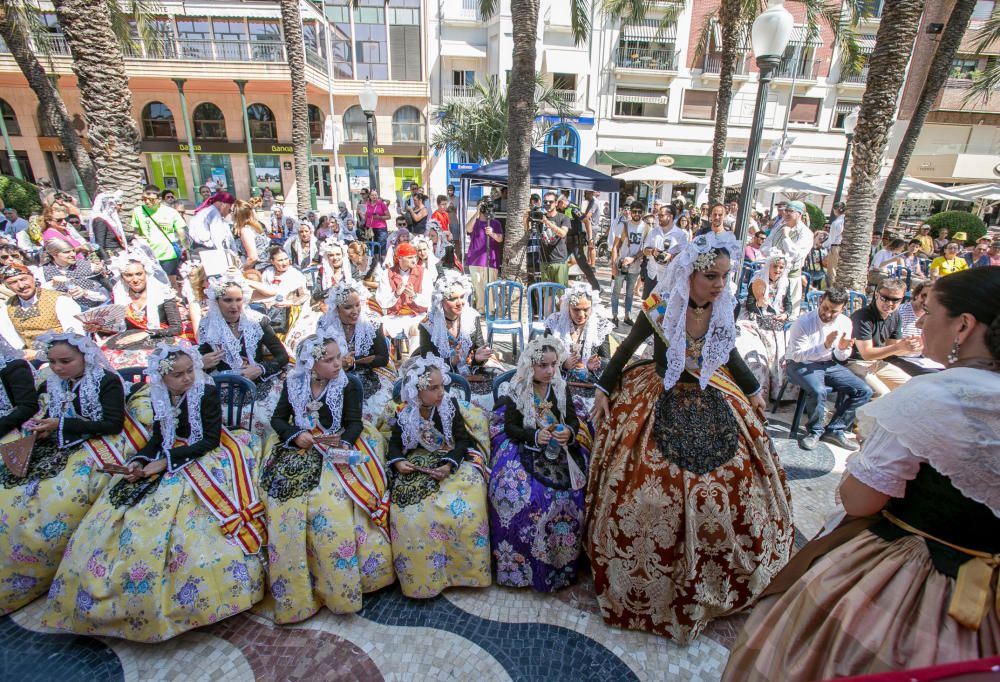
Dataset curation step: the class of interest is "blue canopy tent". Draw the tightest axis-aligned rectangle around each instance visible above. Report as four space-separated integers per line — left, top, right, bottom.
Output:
456 149 622 262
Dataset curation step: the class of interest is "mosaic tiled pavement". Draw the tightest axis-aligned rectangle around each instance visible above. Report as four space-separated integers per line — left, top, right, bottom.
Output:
1 404 851 682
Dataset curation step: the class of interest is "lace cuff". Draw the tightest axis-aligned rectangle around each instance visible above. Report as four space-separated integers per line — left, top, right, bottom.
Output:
283 429 308 449
844 427 921 498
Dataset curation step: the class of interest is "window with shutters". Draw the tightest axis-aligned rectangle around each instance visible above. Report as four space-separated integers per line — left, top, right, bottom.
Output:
309 105 325 143
392 106 424 143
343 105 367 143
614 88 668 119
831 101 860 130
390 24 422 81
972 0 995 20
681 90 716 120
788 96 821 125
354 3 388 80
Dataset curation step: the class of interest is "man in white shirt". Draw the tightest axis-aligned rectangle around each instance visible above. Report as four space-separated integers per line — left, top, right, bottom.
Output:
610 201 647 326
784 287 872 451
824 202 845 284
642 205 688 297
762 200 813 317
2 207 31 251
0 264 83 358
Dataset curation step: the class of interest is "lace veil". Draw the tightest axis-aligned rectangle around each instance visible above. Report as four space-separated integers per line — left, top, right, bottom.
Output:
544 282 613 362
397 355 454 452
500 336 568 430
286 334 349 432
146 342 210 452
35 331 119 421
110 244 174 328
198 275 264 371
422 271 478 368
319 280 378 356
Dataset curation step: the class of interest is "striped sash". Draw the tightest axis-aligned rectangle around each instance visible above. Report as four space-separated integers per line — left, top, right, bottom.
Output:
125 416 267 556
311 429 390 541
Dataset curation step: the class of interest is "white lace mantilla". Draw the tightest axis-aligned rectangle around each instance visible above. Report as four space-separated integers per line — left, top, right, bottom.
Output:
147 343 210 459
36 332 118 422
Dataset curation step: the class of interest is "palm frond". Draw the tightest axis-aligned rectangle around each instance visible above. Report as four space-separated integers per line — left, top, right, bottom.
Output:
602 0 685 41
111 0 167 55
570 0 592 46
971 6 1000 53
478 0 501 20
690 10 719 65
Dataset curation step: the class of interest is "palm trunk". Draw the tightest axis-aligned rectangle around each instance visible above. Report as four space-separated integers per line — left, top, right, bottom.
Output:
872 0 976 232
0 16 97 196
280 0 311 218
709 0 741 204
51 0 144 210
836 0 925 293
501 0 539 282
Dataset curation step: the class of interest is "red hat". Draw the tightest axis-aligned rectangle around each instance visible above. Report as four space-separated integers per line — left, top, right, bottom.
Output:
396 243 417 258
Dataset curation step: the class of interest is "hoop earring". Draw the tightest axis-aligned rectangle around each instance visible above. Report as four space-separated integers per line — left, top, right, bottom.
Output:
947 337 961 365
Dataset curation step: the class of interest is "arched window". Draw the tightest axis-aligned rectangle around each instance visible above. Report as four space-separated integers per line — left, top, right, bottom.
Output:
0 100 20 136
544 124 579 163
141 101 176 140
308 104 324 143
391 105 423 143
342 105 367 143
247 103 277 140
193 102 226 140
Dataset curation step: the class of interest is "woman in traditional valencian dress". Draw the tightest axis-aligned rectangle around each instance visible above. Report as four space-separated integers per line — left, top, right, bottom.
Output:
587 231 794 643
737 250 791 401
489 337 592 592
43 343 266 642
198 276 289 433
99 246 188 368
0 333 124 614
386 355 491 598
723 267 1000 681
415 270 497 411
317 280 395 423
260 334 394 623
543 282 613 415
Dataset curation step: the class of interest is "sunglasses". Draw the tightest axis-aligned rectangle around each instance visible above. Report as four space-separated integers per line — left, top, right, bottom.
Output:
51 217 67 224
543 200 554 205
877 293 903 304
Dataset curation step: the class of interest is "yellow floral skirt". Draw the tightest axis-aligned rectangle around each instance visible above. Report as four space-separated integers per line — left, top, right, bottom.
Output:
0 430 117 615
256 424 395 624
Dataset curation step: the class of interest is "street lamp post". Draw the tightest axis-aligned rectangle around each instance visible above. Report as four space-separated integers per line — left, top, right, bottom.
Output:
735 0 794 250
234 79 258 194
831 109 859 214
359 81 379 195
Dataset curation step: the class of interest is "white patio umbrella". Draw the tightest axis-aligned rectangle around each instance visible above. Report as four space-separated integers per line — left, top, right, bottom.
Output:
893 176 971 201
948 183 1000 201
613 164 704 186
755 172 836 196
697 169 774 188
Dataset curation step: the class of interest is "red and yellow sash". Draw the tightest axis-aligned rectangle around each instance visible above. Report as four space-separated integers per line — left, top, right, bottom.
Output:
82 432 128 469
311 428 391 540
125 415 267 555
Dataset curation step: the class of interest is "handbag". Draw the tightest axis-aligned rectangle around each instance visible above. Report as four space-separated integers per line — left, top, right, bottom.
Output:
141 206 183 260
266 305 291 334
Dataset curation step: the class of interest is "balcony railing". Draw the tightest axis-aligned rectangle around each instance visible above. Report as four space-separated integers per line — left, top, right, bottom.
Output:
614 46 679 72
774 58 820 80
841 67 869 84
443 84 478 99
855 0 885 19
305 49 327 70
32 33 71 56
702 53 751 75
551 89 578 106
122 38 287 63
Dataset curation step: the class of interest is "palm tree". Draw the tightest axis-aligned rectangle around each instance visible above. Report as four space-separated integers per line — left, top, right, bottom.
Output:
278 0 311 217
872 0 978 234
694 0 862 203
431 78 571 164
51 0 145 208
0 4 98 196
965 7 1000 101
835 0 926 293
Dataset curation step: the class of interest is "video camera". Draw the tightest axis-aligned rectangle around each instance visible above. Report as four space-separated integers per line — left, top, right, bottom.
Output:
478 198 498 218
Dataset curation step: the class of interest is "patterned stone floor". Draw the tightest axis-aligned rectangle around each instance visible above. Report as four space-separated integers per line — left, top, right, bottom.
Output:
1 402 852 682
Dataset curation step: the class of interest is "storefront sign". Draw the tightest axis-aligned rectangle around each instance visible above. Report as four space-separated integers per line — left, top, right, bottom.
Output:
655 155 675 167
338 143 426 157
141 140 298 155
37 136 92 153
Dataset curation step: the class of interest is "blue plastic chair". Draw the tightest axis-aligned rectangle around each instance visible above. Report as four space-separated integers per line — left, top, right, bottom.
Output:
366 241 384 262
738 261 763 301
491 368 517 402
117 366 148 398
804 290 824 312
848 290 868 315
484 280 524 354
301 266 320 289
212 373 257 430
392 372 472 403
885 265 912 290
526 282 564 340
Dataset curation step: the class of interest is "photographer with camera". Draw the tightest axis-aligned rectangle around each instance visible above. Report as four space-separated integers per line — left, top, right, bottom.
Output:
465 199 503 310
557 191 601 292
609 201 648 327
641 205 689 297
539 191 571 287
404 189 428 235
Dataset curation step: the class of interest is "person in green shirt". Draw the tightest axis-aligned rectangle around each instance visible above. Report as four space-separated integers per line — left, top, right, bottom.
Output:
130 184 186 285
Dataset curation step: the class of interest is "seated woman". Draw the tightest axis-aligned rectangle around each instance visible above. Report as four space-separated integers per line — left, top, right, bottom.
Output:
99 247 187 369
232 198 272 272
260 334 394 623
283 219 318 271
376 243 430 349
587 231 793 643
416 270 497 411
0 333 123 615
42 343 266 642
198 276 289 433
40 238 109 311
737 250 791 401
413 236 439 283
245 247 309 342
490 337 591 592
387 355 491 598
318 280 395 423
348 241 382 300
723 267 1000 681
312 239 353 304
543 283 613 415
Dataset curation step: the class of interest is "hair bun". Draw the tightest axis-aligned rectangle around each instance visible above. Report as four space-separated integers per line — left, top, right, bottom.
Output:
988 311 1000 364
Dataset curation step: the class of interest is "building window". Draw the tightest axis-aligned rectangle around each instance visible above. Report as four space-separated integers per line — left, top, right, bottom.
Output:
615 19 678 71
951 57 981 78
544 124 580 163
247 103 277 140
212 18 248 60
248 19 283 62
973 0 996 20
552 73 577 105
354 3 388 80
0 100 20 137
327 0 354 79
193 102 226 140
392 106 424 143
681 90 717 120
309 104 325 143
788 96 821 126
176 17 212 60
343 105 367 143
141 102 176 140
831 101 860 130
390 4 421 81
614 88 669 119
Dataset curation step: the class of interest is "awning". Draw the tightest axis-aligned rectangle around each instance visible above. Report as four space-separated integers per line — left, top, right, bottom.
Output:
857 33 877 52
621 19 677 41
440 40 486 59
543 48 587 74
788 26 822 46
597 150 712 170
175 6 282 19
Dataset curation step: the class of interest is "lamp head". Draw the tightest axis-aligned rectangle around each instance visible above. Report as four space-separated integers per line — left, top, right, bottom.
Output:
751 0 795 60
844 110 859 135
359 81 378 114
